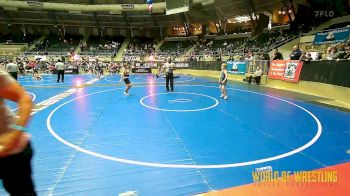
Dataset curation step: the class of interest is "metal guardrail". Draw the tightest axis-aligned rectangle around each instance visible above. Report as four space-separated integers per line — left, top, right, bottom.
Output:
0 43 28 46
187 61 223 71
23 51 69 56
246 60 269 75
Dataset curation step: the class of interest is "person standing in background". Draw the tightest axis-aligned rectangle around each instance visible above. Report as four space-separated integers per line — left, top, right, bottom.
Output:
94 61 102 79
6 60 20 81
219 63 228 100
163 58 175 92
55 59 65 83
0 69 36 196
120 64 133 95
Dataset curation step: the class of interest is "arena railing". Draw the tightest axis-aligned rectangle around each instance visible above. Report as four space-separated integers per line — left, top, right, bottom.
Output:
129 60 269 75
169 60 268 84
80 51 114 56
0 43 29 46
23 51 69 56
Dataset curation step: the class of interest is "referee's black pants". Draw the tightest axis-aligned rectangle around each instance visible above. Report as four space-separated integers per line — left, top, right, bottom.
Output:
57 70 64 83
166 73 174 91
9 72 18 81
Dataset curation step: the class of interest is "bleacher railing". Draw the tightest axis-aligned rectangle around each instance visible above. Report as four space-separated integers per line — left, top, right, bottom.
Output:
0 43 28 46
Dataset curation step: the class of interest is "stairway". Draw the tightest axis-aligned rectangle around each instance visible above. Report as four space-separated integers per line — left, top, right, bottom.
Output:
27 35 46 52
114 38 130 61
180 44 196 61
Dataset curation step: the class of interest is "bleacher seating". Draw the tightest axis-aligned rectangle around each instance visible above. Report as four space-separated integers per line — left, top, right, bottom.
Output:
27 34 81 55
123 37 155 62
156 41 193 60
80 36 124 57
0 33 39 45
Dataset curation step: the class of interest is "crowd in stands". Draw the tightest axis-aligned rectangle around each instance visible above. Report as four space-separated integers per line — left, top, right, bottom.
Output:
155 41 192 61
270 40 350 63
80 36 123 57
0 33 39 46
189 39 245 61
123 38 155 62
186 29 295 62
258 30 294 52
321 42 350 61
26 34 81 56
3 22 348 66
187 38 274 62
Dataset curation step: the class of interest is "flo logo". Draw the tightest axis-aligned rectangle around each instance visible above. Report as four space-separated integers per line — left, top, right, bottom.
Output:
314 11 335 18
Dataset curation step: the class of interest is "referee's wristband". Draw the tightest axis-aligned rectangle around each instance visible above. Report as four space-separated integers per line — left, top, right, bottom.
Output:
10 125 26 132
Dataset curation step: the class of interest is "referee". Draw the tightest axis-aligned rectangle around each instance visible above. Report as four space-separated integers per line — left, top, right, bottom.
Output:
6 60 19 81
55 59 65 83
163 59 175 92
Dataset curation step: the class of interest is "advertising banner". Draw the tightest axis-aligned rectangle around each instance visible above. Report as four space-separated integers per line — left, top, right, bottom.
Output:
132 68 152 73
314 28 350 44
268 60 304 83
227 61 247 75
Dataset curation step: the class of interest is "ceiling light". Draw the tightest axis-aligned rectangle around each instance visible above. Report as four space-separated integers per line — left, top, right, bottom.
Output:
234 16 250 21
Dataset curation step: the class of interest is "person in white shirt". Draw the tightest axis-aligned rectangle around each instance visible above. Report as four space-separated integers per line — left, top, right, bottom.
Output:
163 59 175 92
248 66 263 85
6 61 20 81
55 59 65 83
0 69 35 195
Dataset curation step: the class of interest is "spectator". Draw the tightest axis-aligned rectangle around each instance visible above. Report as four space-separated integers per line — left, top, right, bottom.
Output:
300 52 312 62
6 60 20 80
306 53 313 61
335 44 347 59
261 53 270 61
290 45 302 60
322 47 332 60
344 43 350 60
328 47 338 60
248 66 263 85
272 48 283 60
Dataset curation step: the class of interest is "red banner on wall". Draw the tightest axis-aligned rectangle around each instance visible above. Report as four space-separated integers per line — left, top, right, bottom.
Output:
268 60 304 82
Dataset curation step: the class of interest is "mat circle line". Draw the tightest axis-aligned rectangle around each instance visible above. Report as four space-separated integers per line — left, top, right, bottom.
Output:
20 75 95 86
140 92 219 112
104 75 196 84
46 85 322 169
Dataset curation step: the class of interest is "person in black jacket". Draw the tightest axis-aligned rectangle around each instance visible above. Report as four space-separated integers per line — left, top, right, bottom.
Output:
290 45 302 60
272 49 283 60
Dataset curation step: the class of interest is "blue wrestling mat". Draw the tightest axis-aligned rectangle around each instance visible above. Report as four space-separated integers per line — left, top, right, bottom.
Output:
1 74 349 195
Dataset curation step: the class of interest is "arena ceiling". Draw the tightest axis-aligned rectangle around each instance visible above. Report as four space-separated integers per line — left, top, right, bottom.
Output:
0 0 294 30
